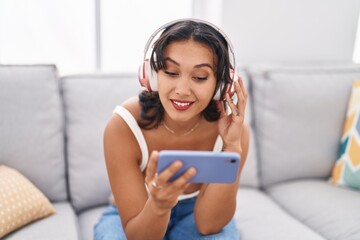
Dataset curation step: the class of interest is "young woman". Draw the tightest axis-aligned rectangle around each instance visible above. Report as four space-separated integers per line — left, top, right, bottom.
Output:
94 19 249 240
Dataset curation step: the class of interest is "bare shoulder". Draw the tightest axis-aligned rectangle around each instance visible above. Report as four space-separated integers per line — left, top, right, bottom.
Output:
104 96 141 136
121 96 142 120
103 96 142 166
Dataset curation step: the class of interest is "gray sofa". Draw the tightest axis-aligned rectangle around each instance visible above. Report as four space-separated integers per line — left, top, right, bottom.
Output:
1 64 360 240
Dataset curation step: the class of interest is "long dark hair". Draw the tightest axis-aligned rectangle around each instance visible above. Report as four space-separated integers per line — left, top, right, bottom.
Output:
139 20 233 129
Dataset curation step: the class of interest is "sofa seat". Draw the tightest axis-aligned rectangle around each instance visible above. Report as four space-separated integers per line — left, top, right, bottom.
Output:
3 202 79 240
266 180 360 240
78 206 107 240
235 187 325 240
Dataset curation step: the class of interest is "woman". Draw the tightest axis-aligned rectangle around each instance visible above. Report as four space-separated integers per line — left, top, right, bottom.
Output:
95 19 249 240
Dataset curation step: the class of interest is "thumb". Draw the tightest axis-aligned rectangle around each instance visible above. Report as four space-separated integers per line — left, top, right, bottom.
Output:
146 151 159 182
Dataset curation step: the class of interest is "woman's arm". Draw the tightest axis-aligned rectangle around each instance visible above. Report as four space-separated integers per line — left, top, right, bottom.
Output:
104 115 170 239
194 77 249 235
104 109 196 239
194 125 249 235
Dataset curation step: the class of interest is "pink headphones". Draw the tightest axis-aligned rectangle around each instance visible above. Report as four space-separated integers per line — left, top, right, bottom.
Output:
138 18 237 101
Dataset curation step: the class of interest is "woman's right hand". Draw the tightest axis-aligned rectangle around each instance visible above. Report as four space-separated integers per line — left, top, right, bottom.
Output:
145 151 196 212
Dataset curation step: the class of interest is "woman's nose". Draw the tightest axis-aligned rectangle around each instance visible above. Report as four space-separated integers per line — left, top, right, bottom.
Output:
175 77 191 96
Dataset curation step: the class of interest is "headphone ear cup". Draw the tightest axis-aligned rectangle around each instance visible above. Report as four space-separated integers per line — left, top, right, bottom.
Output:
147 62 158 91
213 68 237 101
213 82 234 101
138 60 151 92
138 60 158 92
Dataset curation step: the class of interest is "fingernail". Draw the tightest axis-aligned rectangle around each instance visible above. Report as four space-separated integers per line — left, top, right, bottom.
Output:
188 168 196 176
174 161 182 168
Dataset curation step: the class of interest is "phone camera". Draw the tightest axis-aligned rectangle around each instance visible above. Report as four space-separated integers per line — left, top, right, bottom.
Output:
230 159 237 163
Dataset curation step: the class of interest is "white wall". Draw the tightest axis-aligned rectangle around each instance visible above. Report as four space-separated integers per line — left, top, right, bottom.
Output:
222 0 360 65
0 0 96 74
0 0 193 75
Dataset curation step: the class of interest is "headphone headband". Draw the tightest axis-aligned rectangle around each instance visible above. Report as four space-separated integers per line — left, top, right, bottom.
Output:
143 18 236 71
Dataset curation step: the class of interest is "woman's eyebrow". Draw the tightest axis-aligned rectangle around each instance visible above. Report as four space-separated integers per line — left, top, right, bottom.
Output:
164 57 179 66
194 63 214 70
165 57 214 70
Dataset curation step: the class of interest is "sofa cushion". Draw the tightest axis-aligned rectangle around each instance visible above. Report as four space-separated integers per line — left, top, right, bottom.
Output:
3 202 79 240
251 65 360 187
235 187 325 240
61 74 141 213
266 180 360 240
78 206 106 240
0 165 56 238
0 65 67 201
331 80 360 189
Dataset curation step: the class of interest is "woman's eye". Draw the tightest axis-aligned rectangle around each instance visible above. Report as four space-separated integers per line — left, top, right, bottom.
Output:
164 71 178 77
194 76 208 81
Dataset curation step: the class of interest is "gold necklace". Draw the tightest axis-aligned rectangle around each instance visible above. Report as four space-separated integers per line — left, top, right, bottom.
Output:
162 120 201 137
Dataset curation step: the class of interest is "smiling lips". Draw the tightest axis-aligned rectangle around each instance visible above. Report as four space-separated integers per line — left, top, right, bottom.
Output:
171 99 194 111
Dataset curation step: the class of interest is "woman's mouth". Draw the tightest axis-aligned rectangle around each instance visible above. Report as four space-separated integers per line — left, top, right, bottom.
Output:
171 100 194 111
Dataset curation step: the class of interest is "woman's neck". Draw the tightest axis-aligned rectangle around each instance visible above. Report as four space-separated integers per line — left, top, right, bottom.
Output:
162 114 203 137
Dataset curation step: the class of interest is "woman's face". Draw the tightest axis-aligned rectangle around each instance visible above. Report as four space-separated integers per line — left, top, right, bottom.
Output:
157 39 217 123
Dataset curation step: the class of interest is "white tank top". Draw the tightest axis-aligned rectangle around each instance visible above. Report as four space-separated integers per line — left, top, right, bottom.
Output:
113 105 223 200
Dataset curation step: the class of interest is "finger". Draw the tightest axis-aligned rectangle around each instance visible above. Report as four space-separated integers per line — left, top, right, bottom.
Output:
234 78 243 101
237 77 248 107
229 77 247 119
151 174 164 190
165 168 196 199
225 92 239 117
235 80 247 121
145 151 159 183
172 167 196 189
157 160 183 186
233 80 243 110
237 76 246 95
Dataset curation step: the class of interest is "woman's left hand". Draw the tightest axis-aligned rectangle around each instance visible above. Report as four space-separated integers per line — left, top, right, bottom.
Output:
217 76 248 152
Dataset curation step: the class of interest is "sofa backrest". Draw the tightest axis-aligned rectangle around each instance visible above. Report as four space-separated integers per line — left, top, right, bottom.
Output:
61 74 141 213
250 64 360 188
0 65 67 202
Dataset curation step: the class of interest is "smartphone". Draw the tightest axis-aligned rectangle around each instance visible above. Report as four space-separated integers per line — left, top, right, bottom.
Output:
157 150 241 183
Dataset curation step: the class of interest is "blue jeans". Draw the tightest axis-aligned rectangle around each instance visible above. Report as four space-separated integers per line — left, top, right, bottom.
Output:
94 197 239 240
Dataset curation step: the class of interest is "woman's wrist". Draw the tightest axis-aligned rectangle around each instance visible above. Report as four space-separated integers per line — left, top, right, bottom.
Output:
147 197 172 217
222 143 242 154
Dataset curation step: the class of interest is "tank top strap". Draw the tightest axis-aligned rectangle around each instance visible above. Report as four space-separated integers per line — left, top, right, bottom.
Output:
213 135 223 152
113 106 149 171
